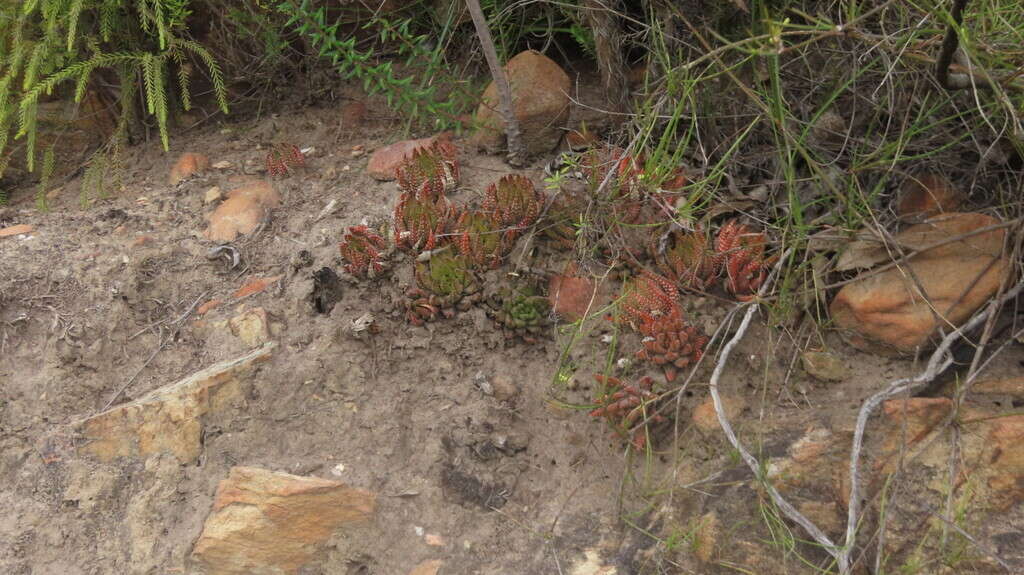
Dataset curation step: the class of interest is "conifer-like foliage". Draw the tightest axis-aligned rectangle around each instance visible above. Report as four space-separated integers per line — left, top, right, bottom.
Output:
0 0 228 181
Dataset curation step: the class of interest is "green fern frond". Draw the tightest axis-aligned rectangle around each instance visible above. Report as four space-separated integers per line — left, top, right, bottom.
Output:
171 39 228 114
171 50 190 110
67 0 86 51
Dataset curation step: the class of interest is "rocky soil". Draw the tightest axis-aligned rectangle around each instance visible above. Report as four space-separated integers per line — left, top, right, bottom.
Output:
1 53 1022 575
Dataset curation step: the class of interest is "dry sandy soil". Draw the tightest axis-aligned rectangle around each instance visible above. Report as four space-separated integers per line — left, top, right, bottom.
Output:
1 93 1022 575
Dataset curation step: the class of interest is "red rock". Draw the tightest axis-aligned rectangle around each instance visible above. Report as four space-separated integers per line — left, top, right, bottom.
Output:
169 152 209 185
830 213 1011 355
548 273 608 322
0 224 33 237
367 133 452 181
896 174 963 222
470 50 572 156
132 235 154 247
233 275 284 299
192 466 375 575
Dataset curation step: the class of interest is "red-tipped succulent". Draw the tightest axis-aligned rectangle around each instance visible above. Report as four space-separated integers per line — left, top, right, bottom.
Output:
715 219 770 301
618 271 680 332
393 190 454 251
339 225 388 277
453 210 508 269
589 374 666 450
634 305 708 383
483 174 545 241
395 140 459 198
266 143 305 177
653 228 720 291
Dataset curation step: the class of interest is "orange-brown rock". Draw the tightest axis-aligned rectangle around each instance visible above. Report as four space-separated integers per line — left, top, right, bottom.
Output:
896 173 963 222
0 223 33 237
78 343 274 463
982 415 1024 510
830 213 1011 355
192 466 376 575
367 133 451 181
691 395 745 433
205 180 280 242
409 559 444 575
169 152 210 185
470 50 571 156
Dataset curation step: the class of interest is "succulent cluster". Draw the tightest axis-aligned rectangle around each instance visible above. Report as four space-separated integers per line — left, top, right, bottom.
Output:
395 140 459 198
339 226 387 278
589 374 666 450
393 191 454 251
483 174 546 241
635 306 708 382
454 210 507 269
619 271 709 383
266 143 305 177
652 228 719 290
715 219 770 301
406 251 481 325
487 284 551 343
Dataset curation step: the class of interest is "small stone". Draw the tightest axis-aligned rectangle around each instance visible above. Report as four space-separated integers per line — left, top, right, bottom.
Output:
473 371 493 396
424 533 445 546
409 560 444 575
801 350 847 382
568 548 617 575
204 180 280 242
692 395 745 433
131 235 154 247
196 299 222 316
896 174 963 222
169 152 209 184
204 186 223 204
0 224 33 237
212 160 233 170
548 273 609 322
489 375 518 402
233 275 284 299
229 307 271 347
350 148 365 158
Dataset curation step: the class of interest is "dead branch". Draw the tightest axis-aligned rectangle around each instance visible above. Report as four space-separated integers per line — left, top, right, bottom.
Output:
464 0 527 167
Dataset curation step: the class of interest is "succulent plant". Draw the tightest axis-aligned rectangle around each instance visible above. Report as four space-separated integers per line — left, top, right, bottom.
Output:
339 225 388 278
393 189 454 251
652 228 720 290
406 251 480 325
618 271 680 332
488 284 551 343
395 140 459 198
266 143 305 177
634 305 708 383
483 174 545 241
715 219 770 301
454 210 507 269
589 374 667 450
